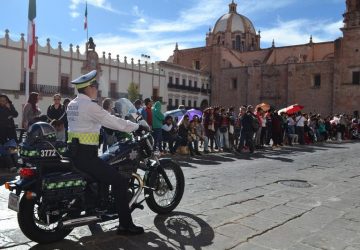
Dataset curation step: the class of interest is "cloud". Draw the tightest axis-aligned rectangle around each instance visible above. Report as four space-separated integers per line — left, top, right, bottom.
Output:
79 33 204 62
259 18 343 47
128 0 226 34
69 0 124 16
240 0 296 14
127 0 297 35
70 12 80 18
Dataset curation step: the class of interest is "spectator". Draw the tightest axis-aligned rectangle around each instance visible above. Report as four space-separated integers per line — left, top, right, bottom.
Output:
295 112 306 145
47 93 66 141
0 94 18 144
188 120 201 155
101 98 116 152
177 114 195 156
228 107 236 150
254 107 264 149
47 94 66 121
234 112 242 149
50 119 66 142
162 115 179 154
218 108 230 151
204 107 216 152
152 101 164 152
259 110 266 148
22 92 41 130
286 114 296 145
134 99 143 115
194 115 207 154
141 98 152 129
237 106 254 153
271 110 282 148
213 106 221 150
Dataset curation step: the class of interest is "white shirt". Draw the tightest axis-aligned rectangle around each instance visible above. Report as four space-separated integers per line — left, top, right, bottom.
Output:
295 115 306 127
287 117 295 126
67 94 139 134
162 123 173 132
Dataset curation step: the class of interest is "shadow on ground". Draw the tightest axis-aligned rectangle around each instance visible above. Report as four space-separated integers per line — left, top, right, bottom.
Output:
174 141 359 168
29 211 214 250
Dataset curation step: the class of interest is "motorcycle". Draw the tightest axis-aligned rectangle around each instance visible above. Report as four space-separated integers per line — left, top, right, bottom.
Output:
4 98 185 244
0 139 18 171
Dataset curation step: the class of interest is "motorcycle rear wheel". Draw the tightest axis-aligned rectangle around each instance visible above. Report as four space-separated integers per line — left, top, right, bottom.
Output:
17 195 72 244
145 160 184 214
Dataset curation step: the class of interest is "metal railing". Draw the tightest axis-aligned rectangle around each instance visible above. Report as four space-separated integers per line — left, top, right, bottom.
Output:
20 83 75 96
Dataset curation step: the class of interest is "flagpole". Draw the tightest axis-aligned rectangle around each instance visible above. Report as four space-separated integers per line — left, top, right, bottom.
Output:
26 0 36 103
25 62 29 102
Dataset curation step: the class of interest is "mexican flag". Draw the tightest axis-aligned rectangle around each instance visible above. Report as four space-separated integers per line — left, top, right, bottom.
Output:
84 2 88 30
28 0 36 69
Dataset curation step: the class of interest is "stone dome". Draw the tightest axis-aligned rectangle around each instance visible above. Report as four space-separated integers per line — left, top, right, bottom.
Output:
213 1 256 34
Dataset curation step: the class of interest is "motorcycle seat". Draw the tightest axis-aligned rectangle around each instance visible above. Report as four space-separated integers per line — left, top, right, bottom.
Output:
72 166 98 183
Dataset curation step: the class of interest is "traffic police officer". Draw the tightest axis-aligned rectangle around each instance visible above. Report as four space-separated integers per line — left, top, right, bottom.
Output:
67 70 144 235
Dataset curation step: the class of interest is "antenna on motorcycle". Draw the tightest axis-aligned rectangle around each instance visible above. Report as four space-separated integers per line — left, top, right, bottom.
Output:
43 141 69 163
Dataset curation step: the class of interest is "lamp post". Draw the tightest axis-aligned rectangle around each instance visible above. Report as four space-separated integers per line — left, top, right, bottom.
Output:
141 54 151 63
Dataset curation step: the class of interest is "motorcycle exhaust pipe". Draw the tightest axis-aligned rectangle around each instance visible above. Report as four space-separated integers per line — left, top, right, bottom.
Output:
61 216 101 229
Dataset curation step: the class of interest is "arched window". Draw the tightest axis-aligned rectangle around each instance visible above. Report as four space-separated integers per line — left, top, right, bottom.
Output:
236 35 241 51
217 36 221 45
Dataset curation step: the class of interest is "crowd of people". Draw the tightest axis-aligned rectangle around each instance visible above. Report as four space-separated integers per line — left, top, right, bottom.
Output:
0 92 359 166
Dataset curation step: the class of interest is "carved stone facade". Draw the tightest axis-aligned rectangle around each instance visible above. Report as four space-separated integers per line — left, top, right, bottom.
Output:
170 0 360 115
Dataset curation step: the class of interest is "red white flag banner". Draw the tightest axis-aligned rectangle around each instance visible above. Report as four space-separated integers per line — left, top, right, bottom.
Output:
84 2 88 30
28 0 36 69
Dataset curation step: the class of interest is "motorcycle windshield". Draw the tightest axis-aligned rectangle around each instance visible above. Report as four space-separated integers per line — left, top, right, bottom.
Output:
114 98 139 122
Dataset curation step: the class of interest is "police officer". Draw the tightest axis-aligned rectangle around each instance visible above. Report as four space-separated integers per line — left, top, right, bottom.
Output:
67 70 144 235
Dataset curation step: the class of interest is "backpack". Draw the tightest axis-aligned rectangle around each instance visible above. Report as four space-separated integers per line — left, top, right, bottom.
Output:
251 115 260 132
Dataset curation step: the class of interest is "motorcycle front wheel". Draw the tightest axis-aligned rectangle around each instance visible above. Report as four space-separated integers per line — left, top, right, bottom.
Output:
145 160 184 214
17 195 72 244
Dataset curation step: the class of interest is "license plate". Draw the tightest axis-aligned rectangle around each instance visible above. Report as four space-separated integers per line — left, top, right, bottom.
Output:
8 193 20 212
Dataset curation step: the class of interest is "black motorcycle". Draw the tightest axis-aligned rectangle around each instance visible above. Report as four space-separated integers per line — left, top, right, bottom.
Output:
4 98 185 244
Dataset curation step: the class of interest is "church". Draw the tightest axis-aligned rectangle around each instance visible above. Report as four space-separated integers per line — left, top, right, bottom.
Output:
169 0 360 116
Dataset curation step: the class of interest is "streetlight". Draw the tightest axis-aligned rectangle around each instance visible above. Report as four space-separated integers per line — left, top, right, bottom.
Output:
141 54 151 63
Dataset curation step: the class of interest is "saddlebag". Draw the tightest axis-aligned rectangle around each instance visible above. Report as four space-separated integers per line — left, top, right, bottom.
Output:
42 172 87 201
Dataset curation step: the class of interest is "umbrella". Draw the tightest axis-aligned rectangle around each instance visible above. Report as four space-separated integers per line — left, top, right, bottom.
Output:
185 109 203 121
278 104 304 115
255 103 270 112
164 109 187 122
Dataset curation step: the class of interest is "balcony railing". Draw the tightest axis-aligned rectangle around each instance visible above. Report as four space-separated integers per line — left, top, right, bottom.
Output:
201 87 211 94
108 91 128 99
20 83 75 96
167 83 202 93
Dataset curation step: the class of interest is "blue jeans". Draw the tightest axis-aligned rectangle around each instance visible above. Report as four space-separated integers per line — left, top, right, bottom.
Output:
152 128 163 151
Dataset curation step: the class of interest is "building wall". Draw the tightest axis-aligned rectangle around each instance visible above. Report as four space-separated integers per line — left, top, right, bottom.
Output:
215 60 335 115
158 61 210 110
0 30 167 127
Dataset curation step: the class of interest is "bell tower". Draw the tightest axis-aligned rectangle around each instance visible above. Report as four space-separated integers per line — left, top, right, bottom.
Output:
229 0 237 13
343 0 360 29
332 0 360 114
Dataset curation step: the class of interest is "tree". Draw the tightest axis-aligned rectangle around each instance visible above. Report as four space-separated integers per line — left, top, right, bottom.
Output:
127 82 139 102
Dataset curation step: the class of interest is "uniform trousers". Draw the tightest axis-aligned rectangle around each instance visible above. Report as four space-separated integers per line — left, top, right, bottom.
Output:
73 144 132 228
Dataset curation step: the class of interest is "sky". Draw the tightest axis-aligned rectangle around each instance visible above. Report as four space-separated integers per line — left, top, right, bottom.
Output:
0 0 346 62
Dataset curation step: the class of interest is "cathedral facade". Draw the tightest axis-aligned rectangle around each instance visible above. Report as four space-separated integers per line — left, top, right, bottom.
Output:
170 0 360 116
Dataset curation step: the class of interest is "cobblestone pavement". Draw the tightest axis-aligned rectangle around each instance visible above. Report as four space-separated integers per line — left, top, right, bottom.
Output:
0 141 360 250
